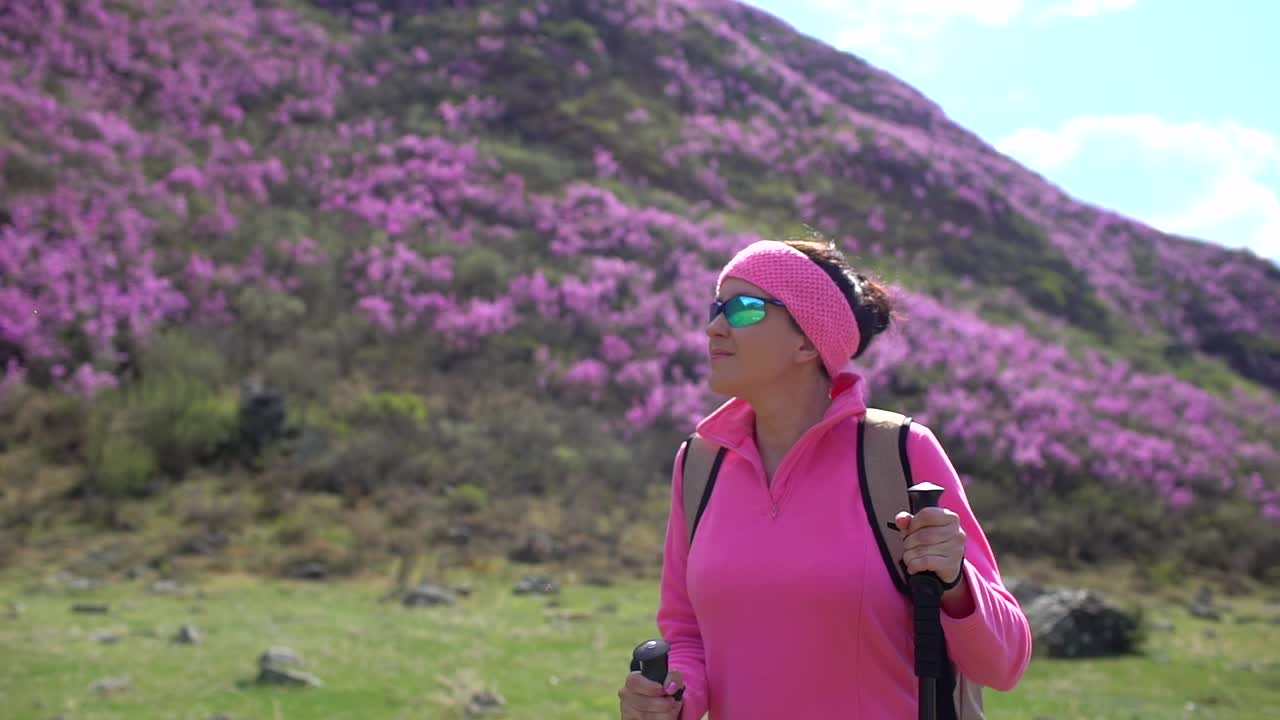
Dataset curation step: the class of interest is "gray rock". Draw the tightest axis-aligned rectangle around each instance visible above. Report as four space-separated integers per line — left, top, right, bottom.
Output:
509 530 562 564
280 559 329 581
1024 589 1138 658
72 603 110 614
1149 619 1175 632
464 688 506 716
403 583 456 607
255 645 320 687
238 382 287 454
1188 587 1221 621
89 629 124 644
5 600 23 619
256 666 322 688
513 575 559 596
258 646 303 671
174 624 202 645
150 579 182 595
58 573 104 591
91 676 130 694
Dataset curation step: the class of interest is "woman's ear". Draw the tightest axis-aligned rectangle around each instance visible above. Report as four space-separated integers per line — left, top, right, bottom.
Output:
793 332 821 366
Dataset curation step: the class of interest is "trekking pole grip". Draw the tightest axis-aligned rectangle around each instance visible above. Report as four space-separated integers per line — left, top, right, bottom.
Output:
631 639 684 701
907 482 947 720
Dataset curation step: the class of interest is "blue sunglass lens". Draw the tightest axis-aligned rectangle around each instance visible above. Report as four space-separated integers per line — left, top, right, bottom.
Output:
712 296 766 327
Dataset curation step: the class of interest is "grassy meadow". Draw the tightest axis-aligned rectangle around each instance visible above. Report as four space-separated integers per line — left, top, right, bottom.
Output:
2 559 1277 720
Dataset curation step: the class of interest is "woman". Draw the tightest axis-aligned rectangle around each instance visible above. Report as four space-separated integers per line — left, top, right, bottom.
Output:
617 239 1032 719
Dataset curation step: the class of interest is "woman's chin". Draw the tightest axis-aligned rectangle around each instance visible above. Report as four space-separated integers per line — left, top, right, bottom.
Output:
707 370 736 397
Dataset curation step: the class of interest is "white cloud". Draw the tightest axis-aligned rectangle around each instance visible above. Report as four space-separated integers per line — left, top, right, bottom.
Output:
814 0 1130 58
1042 0 1138 19
996 115 1280 259
824 0 1021 68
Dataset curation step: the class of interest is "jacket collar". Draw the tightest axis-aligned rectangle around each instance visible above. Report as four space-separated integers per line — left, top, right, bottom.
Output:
694 361 870 450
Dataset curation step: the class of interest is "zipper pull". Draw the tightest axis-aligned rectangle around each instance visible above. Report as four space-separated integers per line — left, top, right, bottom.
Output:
770 503 779 518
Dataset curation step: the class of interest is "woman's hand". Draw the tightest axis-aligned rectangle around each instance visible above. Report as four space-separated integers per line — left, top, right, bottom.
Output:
618 669 684 719
895 507 966 586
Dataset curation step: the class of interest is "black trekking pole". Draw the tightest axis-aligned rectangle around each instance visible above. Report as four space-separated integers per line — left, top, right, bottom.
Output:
908 481 947 720
631 639 684 701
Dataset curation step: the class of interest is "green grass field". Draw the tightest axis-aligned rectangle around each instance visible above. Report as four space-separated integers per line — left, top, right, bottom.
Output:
2 565 1277 720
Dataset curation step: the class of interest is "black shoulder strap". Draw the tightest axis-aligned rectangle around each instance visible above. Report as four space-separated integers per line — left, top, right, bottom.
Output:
680 433 726 547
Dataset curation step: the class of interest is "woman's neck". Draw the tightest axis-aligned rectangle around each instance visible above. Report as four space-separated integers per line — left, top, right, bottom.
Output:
748 370 831 477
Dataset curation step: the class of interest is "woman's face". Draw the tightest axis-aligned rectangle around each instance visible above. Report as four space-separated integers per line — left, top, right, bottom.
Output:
706 278 816 397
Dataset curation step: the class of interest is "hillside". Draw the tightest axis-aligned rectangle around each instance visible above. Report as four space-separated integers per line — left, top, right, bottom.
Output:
1 0 1277 584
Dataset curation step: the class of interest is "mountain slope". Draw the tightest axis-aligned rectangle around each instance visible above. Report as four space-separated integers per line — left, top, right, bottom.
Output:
1 0 1276 579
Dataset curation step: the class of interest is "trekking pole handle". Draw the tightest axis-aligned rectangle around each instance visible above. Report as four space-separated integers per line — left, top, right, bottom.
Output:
908 481 945 515
631 639 684 701
907 482 947 720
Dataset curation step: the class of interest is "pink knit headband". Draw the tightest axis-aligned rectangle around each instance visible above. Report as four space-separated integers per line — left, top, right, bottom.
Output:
716 240 861 379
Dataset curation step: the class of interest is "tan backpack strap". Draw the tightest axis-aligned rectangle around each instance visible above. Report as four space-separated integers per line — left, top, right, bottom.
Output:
680 433 725 548
858 408 914 594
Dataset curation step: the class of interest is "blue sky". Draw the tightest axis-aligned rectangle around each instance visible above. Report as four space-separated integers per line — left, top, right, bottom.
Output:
743 0 1280 263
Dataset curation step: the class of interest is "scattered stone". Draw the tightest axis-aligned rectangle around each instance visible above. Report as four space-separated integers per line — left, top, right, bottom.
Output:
1187 587 1221 621
1023 589 1138 658
91 676 130 694
452 583 473 597
1234 614 1262 625
256 645 321 687
597 602 619 615
238 382 287 454
174 624 202 645
464 688 506 716
509 530 562 564
1148 619 1175 632
89 629 124 644
1203 628 1217 640
150 579 182 595
258 646 302 671
257 666 323 687
280 559 329 581
584 575 614 587
177 530 231 556
403 583 456 607
513 575 559 596
72 603 110 614
57 572 104 591
6 600 23 619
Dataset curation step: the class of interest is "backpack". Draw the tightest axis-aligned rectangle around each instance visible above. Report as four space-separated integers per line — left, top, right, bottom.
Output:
679 408 984 720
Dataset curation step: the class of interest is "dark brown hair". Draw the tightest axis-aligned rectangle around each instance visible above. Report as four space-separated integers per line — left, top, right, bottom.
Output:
781 238 895 363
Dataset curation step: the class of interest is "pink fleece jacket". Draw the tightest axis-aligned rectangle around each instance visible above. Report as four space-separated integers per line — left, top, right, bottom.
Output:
657 374 1033 719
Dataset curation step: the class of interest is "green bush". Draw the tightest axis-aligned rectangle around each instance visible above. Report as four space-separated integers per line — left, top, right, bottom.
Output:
447 483 489 514
81 373 237 497
85 429 158 499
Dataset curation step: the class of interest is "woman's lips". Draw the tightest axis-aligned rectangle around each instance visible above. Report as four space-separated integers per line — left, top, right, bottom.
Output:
709 350 733 361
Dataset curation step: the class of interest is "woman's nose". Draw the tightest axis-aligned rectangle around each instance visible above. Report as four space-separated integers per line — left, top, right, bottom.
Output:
706 312 730 337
